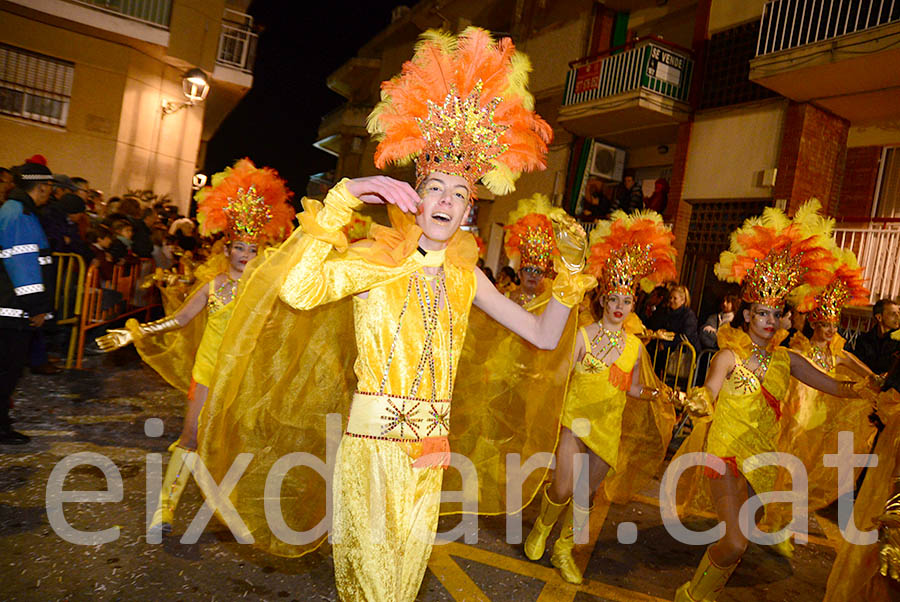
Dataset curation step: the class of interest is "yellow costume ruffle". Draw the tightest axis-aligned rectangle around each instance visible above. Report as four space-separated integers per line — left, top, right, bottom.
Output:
672 325 791 515
197 178 577 580
761 333 876 533
561 326 675 503
824 400 900 601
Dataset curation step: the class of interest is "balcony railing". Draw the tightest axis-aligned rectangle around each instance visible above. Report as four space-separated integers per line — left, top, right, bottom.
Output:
216 9 257 74
72 0 171 28
563 40 693 107
756 0 900 56
833 219 900 303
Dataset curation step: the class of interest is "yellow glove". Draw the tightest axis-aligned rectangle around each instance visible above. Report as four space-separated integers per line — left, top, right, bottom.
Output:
550 258 596 308
682 386 714 417
641 382 674 404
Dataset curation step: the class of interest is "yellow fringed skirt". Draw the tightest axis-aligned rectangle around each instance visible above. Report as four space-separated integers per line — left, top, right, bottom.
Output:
333 435 443 602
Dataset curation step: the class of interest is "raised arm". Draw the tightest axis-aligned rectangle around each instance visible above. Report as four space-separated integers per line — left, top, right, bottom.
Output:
472 267 574 350
279 177 420 310
681 349 735 415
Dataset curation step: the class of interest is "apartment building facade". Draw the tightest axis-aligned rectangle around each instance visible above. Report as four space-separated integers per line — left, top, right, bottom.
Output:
0 0 257 211
313 0 900 313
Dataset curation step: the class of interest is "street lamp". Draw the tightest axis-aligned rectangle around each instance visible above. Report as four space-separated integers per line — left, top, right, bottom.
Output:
162 68 210 115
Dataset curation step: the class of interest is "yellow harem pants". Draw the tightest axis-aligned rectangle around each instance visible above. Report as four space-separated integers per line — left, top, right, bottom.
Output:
332 435 443 602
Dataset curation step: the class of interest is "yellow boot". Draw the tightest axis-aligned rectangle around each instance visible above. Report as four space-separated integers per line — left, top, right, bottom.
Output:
550 501 590 584
674 549 738 601
524 484 568 561
149 445 194 535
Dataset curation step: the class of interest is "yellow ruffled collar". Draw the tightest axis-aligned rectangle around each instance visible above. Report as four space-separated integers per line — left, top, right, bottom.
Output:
717 324 787 360
360 205 478 270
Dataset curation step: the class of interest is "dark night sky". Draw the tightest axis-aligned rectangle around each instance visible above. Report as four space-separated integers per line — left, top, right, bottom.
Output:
204 0 408 198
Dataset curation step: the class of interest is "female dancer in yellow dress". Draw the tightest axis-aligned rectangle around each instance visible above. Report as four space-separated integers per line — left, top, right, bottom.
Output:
524 209 677 584
97 159 293 534
197 28 595 602
672 201 878 601
762 243 877 557
503 194 557 308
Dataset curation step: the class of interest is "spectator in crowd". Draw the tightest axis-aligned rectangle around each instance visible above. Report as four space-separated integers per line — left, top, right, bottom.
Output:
644 177 669 214
659 284 700 352
853 298 900 390
699 292 740 350
578 178 612 222
108 218 134 263
0 162 56 444
87 226 116 281
613 169 643 214
151 228 176 270
128 207 155 258
39 191 92 263
639 284 670 330
0 168 13 203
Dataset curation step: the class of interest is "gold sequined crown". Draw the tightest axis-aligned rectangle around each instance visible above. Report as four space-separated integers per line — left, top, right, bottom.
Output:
587 211 677 297
504 194 561 272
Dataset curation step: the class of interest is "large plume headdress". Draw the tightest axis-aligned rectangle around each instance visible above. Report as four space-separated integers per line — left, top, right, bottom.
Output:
194 158 294 244
715 200 834 307
367 27 553 196
587 210 677 296
788 202 869 325
504 194 561 272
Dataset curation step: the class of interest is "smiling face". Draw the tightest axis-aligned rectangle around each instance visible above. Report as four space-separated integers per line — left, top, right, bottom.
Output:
227 240 258 274
669 290 686 310
415 172 472 249
813 321 837 343
743 303 782 343
602 292 634 328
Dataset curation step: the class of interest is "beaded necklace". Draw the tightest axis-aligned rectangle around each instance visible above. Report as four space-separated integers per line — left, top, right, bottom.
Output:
748 342 772 380
808 343 833 372
209 275 237 309
588 323 625 363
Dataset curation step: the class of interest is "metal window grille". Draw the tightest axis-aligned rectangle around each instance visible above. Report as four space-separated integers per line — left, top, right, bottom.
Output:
700 23 777 110
0 44 74 127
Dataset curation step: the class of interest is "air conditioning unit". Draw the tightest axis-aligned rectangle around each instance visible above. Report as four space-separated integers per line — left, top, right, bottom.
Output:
586 141 626 182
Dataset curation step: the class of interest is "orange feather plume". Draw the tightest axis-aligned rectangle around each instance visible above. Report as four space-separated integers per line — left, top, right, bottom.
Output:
587 210 677 295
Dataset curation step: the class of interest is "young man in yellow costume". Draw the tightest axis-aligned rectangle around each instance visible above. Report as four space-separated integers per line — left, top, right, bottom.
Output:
524 209 677 584
196 28 595 602
671 201 879 602
97 159 293 535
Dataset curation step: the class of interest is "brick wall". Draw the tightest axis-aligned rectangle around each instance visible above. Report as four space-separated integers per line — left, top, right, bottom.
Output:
837 146 882 218
668 121 693 273
774 102 849 215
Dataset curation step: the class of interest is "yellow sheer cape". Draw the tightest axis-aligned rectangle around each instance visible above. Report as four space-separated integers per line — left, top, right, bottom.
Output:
825 395 900 601
196 200 580 558
128 253 229 394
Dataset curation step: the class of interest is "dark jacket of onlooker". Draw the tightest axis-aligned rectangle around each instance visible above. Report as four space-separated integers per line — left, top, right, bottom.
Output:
660 305 701 353
39 194 92 263
699 311 734 350
130 219 154 258
853 326 900 377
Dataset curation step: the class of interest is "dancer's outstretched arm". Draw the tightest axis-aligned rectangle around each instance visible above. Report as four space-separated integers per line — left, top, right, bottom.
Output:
473 265 593 350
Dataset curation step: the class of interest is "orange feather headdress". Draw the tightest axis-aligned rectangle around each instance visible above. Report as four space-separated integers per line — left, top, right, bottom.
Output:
587 210 677 297
715 200 834 307
194 158 294 245
504 194 560 272
788 203 869 325
367 27 552 196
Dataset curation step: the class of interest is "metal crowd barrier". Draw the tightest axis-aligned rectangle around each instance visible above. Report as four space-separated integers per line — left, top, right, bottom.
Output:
50 253 86 369
75 258 159 368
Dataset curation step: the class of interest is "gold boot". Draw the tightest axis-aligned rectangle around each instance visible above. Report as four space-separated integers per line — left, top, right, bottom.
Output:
525 484 568 561
550 501 590 584
674 549 738 601
149 445 194 535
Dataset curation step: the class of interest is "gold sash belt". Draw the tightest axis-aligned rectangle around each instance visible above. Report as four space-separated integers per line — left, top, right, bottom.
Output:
346 392 451 441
